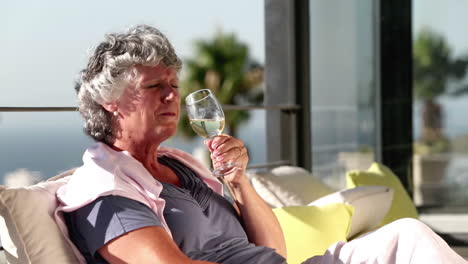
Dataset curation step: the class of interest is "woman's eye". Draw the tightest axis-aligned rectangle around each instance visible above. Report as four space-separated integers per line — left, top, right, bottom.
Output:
147 83 160 89
172 85 179 89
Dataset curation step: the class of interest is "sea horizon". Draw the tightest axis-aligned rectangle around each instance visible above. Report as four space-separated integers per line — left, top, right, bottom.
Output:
3 96 468 185
0 110 267 184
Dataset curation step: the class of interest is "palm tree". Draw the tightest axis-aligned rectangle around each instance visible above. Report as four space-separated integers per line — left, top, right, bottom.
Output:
413 28 468 150
178 30 264 138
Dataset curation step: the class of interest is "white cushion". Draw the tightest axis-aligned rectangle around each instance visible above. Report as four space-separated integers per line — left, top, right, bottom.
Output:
309 185 394 239
248 166 335 207
0 170 78 264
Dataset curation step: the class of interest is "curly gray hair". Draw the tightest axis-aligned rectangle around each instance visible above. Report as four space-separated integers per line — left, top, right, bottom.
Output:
75 24 182 144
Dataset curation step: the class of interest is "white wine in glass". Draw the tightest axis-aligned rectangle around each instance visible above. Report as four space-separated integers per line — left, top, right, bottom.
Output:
185 89 240 178
189 118 225 139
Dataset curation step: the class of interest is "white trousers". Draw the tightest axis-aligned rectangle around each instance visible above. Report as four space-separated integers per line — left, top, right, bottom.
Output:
303 218 467 264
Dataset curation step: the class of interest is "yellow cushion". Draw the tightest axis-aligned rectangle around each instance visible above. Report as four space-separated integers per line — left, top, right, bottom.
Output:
273 203 354 264
346 162 419 227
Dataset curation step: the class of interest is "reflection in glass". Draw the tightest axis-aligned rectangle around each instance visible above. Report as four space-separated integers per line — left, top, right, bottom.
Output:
309 0 376 189
413 0 468 209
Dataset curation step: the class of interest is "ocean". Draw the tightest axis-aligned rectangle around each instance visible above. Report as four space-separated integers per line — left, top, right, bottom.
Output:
3 96 468 187
0 110 267 184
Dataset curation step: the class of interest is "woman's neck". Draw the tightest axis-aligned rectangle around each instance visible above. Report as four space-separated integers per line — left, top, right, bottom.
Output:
110 139 180 186
112 138 160 171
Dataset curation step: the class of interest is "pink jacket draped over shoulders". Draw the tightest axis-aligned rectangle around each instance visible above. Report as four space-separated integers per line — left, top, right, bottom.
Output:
54 143 223 264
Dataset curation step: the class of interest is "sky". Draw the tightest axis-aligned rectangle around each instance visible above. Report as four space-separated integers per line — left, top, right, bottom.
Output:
2 0 468 127
412 0 468 137
0 0 264 110
3 0 468 178
413 0 468 56
0 1 266 180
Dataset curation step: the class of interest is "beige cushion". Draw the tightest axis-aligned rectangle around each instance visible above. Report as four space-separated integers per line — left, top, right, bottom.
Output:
248 166 335 207
0 170 78 264
309 186 394 239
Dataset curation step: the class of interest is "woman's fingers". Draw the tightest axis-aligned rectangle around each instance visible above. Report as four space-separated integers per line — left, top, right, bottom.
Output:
213 146 243 163
209 135 248 167
211 138 244 159
208 136 250 185
209 134 230 149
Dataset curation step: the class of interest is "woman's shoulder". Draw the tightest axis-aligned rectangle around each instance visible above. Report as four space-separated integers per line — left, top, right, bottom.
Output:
68 195 159 221
65 195 162 260
57 144 158 209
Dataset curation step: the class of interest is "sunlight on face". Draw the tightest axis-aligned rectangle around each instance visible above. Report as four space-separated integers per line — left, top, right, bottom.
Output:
116 64 180 144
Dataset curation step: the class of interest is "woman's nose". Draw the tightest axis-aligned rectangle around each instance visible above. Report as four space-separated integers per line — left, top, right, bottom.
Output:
161 85 175 103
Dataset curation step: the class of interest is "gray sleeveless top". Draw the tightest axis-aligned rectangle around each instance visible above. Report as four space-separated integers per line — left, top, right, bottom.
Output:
65 156 286 264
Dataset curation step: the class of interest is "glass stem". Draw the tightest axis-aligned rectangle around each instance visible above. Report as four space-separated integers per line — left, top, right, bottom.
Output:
216 176 236 201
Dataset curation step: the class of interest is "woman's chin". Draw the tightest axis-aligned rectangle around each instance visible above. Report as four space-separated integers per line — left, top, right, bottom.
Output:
153 126 177 140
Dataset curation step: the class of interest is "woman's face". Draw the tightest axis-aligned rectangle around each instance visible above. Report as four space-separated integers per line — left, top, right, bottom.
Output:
115 64 180 145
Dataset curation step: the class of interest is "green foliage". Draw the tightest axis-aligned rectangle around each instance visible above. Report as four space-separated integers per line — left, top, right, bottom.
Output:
413 28 468 149
413 28 468 100
178 30 264 138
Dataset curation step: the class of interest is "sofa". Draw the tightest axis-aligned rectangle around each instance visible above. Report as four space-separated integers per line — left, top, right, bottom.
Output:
0 163 418 264
248 163 419 264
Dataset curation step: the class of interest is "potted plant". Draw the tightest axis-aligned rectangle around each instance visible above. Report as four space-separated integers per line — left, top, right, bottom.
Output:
412 28 468 206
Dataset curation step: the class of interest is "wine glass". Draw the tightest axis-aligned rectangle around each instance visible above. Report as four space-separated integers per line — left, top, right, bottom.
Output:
185 89 240 178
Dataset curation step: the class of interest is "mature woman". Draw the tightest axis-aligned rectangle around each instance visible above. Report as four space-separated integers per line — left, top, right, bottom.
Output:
55 24 466 264
56 24 286 264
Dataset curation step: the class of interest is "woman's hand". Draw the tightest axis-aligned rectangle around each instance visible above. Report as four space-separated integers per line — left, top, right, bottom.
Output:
205 134 249 186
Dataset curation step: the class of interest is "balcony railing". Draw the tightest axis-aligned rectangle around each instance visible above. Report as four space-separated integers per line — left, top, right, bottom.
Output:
0 104 300 112
0 104 300 169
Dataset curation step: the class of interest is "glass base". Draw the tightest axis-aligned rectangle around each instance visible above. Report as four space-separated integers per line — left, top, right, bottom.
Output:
212 163 241 178
213 163 241 200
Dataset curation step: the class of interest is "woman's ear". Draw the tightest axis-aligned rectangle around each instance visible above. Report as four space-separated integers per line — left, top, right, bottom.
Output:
101 102 118 113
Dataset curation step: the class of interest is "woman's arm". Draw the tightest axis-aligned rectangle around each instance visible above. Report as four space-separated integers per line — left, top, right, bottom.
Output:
230 177 287 258
98 226 218 264
206 135 287 259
